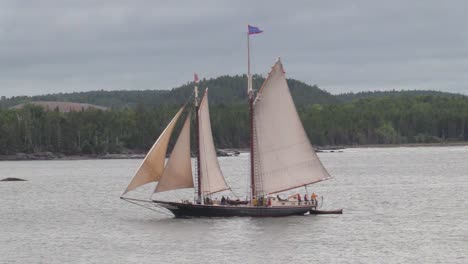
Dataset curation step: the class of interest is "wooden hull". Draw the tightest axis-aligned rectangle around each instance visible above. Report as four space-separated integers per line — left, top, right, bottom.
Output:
153 200 314 218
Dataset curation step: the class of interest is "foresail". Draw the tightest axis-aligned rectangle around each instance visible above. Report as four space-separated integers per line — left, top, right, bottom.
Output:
199 89 230 195
122 106 185 195
253 59 331 195
154 114 193 193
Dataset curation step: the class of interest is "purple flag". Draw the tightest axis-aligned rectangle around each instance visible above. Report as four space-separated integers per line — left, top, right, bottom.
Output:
248 25 263 35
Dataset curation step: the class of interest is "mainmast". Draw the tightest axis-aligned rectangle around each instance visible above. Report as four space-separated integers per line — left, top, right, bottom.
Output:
247 25 263 199
247 30 255 200
194 74 202 203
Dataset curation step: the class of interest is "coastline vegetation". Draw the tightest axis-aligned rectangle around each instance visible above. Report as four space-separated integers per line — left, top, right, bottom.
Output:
0 76 467 156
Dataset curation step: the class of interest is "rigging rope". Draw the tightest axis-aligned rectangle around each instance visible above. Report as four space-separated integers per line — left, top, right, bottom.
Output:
121 197 173 217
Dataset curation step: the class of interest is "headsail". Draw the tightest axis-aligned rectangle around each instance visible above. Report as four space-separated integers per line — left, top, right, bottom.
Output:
198 89 230 195
253 59 331 195
155 114 194 193
122 106 185 195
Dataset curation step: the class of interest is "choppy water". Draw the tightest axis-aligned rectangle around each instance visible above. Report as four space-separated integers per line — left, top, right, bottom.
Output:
1 147 467 263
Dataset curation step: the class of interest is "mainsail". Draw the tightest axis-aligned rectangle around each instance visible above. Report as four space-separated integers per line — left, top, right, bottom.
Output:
198 89 230 195
155 114 194 193
253 59 331 195
122 106 185 195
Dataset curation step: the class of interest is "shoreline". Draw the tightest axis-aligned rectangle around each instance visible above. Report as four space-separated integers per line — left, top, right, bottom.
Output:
337 142 468 149
1 142 467 161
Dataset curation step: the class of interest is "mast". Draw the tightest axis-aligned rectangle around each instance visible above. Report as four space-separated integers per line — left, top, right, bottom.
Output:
247 30 255 199
194 74 201 203
247 25 263 199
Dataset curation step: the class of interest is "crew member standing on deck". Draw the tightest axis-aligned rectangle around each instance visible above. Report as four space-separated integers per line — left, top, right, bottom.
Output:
311 192 318 206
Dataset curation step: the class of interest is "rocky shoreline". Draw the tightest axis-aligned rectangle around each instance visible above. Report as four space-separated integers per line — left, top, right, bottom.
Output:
0 149 245 161
0 152 146 161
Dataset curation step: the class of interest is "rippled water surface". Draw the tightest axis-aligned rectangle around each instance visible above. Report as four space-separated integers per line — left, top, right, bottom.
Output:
1 147 467 263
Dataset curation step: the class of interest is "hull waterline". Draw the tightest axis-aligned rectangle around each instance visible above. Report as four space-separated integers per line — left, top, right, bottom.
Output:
153 200 314 217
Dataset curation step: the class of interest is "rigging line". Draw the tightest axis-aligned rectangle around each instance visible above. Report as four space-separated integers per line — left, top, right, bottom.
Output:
227 188 242 199
121 197 153 203
121 198 173 217
253 118 263 197
151 204 174 216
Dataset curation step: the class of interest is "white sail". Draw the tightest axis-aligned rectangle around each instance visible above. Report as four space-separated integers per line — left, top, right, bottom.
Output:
253 59 331 195
122 106 185 195
198 89 230 195
155 114 194 193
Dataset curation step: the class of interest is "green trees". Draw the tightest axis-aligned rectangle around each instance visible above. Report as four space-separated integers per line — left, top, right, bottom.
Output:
1 72 467 156
297 95 468 146
1 95 467 156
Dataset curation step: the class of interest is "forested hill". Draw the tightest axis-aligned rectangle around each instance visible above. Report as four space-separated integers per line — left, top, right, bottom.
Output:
2 76 464 109
1 94 467 156
336 90 465 102
1 75 467 156
0 75 339 109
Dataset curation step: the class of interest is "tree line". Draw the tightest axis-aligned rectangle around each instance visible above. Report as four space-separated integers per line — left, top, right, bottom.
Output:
1 95 467 155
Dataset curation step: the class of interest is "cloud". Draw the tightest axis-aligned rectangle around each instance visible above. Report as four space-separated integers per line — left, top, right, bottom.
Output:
0 0 467 97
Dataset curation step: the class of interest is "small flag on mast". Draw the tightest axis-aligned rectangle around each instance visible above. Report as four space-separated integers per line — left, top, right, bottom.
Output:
194 73 199 83
248 25 263 35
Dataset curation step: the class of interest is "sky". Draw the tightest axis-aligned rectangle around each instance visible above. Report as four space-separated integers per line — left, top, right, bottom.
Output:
1 0 467 97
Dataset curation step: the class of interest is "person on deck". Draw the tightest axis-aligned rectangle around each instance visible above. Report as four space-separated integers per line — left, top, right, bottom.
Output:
221 196 226 205
297 194 302 205
311 193 318 206
304 194 309 204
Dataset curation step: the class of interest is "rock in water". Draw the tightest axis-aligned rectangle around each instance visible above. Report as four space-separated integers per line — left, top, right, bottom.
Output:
1 177 27 182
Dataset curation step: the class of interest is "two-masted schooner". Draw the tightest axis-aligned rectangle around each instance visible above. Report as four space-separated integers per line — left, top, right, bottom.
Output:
121 58 334 217
120 25 338 217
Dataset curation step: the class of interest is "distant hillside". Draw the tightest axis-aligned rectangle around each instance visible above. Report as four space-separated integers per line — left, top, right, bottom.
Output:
0 75 338 109
11 101 107 112
336 90 465 102
2 77 465 110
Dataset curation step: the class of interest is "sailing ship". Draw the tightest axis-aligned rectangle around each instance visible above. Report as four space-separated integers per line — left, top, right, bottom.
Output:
121 26 340 217
121 58 337 217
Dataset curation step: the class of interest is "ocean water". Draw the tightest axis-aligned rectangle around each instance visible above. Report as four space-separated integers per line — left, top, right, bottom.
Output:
0 147 467 263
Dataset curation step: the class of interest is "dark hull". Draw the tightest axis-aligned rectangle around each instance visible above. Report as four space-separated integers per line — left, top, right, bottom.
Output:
153 200 314 217
309 209 343 215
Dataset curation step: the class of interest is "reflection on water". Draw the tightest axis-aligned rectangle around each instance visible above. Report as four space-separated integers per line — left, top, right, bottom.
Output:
0 147 467 263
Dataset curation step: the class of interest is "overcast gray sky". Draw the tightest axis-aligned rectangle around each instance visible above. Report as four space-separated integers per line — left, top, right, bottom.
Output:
1 0 467 97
